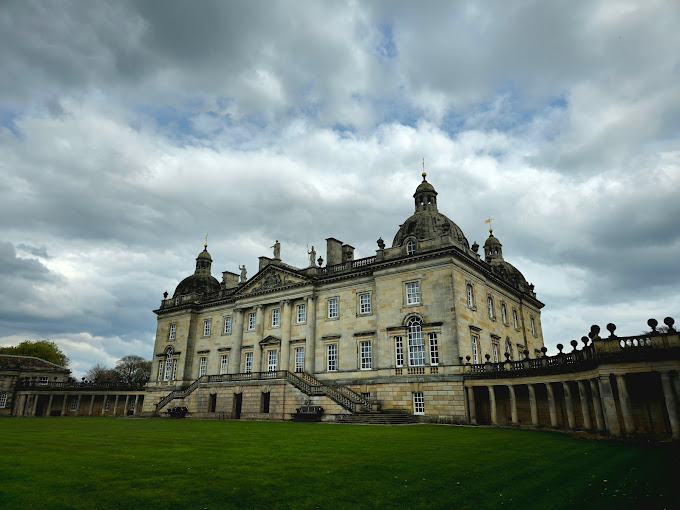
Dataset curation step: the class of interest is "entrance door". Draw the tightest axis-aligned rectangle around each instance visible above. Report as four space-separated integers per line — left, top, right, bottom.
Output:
209 393 217 413
234 393 242 419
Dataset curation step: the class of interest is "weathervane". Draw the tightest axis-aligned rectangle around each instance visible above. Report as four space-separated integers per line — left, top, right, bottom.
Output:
422 157 426 180
484 217 494 234
205 233 208 248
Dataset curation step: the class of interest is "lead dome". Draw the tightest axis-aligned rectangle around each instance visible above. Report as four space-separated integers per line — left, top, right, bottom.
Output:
392 173 469 249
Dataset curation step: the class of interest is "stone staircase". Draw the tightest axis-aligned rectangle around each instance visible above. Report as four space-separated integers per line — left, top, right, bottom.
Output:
154 370 413 423
336 409 419 425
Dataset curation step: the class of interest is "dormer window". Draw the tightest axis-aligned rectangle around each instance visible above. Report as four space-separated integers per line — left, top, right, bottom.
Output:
406 240 416 255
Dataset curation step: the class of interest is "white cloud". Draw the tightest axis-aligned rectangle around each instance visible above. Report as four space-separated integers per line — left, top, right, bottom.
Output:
0 0 679 377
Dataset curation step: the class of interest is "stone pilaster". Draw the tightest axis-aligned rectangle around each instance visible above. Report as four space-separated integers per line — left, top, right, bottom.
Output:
47 394 54 417
305 296 317 373
231 309 245 373
112 395 119 416
280 300 292 371
88 395 96 416
253 305 264 372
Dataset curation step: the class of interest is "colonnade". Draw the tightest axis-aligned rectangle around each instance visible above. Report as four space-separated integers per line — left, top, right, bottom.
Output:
466 370 680 437
17 392 144 417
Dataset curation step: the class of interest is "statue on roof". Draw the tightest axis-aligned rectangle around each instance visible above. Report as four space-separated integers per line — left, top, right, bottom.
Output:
271 240 281 260
308 245 316 267
238 264 247 282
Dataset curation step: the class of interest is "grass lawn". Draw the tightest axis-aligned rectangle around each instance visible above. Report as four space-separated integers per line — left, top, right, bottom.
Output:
0 418 677 510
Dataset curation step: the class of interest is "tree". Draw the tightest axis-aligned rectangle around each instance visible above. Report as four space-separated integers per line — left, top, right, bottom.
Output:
114 355 151 385
0 339 70 367
85 363 117 383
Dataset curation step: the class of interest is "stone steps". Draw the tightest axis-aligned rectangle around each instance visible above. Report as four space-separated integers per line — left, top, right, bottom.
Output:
336 410 419 425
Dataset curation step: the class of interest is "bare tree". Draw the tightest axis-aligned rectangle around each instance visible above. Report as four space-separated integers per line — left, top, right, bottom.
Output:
85 363 117 383
114 355 151 385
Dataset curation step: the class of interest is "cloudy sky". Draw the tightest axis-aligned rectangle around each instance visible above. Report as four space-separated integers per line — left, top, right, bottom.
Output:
1 0 679 378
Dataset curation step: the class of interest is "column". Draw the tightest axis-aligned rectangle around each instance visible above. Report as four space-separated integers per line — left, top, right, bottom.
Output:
467 386 477 424
88 395 96 416
660 372 680 438
589 379 605 431
75 395 82 416
112 395 119 417
17 394 27 417
61 394 68 417
598 375 621 436
577 381 592 430
230 309 245 373
562 382 575 429
616 374 635 434
527 384 539 426
124 395 130 416
133 395 140 416
101 396 108 416
253 305 264 373
508 385 518 425
545 383 558 427
305 295 317 374
280 300 292 372
47 394 54 417
488 385 498 425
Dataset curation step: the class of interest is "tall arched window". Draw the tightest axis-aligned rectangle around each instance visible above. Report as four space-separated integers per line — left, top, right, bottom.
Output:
407 317 425 366
163 346 173 381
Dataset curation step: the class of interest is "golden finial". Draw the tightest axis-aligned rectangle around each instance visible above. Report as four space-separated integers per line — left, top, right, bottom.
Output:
204 233 208 248
484 217 494 234
422 157 426 180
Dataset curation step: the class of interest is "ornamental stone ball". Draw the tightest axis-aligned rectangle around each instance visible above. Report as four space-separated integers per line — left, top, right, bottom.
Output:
647 318 658 331
606 323 617 337
664 317 675 331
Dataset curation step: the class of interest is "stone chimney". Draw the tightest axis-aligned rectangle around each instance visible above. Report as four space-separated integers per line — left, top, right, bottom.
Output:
222 271 240 289
326 238 343 266
342 244 355 262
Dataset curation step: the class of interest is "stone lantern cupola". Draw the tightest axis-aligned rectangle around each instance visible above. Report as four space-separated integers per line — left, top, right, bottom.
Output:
484 229 503 263
414 171 438 212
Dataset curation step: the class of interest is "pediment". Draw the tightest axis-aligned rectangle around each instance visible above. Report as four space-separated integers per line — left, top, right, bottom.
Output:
260 335 281 346
237 265 308 295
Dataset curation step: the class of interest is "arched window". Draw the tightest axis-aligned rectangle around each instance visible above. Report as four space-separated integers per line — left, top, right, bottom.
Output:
163 346 173 381
406 240 416 255
407 317 425 366
487 295 495 319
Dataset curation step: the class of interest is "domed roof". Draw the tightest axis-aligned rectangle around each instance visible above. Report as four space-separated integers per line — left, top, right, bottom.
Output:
484 232 501 246
393 173 469 249
393 211 469 248
173 273 221 298
172 245 221 298
489 260 529 290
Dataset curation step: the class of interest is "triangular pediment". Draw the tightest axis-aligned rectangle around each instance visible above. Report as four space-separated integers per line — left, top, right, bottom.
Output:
260 335 281 346
237 265 309 295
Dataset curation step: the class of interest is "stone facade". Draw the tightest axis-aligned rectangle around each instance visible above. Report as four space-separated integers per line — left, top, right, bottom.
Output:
144 174 544 422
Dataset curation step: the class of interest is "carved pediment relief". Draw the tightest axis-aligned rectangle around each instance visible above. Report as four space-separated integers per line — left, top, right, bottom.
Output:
238 266 307 295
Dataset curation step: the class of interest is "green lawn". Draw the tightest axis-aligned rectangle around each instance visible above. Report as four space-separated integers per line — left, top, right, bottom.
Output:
0 418 676 510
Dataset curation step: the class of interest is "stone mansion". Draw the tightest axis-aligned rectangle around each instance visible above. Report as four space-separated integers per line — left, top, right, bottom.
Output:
142 172 546 421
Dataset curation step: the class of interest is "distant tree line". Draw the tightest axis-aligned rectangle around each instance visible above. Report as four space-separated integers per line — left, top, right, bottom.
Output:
85 355 151 385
